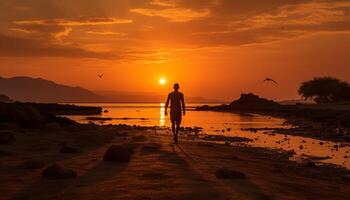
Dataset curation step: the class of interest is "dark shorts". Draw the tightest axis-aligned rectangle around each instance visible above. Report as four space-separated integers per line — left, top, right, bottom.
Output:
170 111 182 124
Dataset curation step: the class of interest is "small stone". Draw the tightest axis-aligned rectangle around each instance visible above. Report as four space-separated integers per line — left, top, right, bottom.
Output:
60 145 79 154
215 168 246 179
103 145 131 162
41 163 77 179
342 175 350 182
0 149 12 157
0 131 15 145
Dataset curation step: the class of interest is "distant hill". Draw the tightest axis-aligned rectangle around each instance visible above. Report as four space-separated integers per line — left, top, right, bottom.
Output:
0 76 101 103
0 76 223 103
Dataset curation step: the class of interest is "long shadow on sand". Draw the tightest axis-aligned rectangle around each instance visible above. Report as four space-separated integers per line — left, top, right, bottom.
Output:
172 144 274 200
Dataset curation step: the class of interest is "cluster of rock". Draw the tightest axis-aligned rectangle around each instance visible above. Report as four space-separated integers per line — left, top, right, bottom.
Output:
196 93 281 111
229 93 281 110
40 144 133 179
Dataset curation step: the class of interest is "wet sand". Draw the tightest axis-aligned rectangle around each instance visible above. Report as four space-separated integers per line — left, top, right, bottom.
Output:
1 125 350 200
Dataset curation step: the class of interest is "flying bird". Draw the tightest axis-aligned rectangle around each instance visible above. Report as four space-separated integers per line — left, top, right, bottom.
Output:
97 74 104 79
263 78 278 84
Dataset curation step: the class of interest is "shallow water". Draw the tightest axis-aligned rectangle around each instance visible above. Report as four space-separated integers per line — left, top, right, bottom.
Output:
65 103 350 169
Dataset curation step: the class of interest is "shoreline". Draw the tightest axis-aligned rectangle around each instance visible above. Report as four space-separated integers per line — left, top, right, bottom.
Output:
1 120 350 199
196 104 350 143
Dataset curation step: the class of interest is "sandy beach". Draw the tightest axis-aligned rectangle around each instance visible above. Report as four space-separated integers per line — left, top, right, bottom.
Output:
1 123 350 200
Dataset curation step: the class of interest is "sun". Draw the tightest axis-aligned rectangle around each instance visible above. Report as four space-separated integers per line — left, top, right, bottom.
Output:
159 78 166 85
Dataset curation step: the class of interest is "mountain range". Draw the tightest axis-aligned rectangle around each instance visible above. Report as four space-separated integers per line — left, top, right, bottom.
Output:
0 76 222 103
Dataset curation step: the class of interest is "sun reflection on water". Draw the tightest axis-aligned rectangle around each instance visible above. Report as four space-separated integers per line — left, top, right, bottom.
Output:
159 103 165 127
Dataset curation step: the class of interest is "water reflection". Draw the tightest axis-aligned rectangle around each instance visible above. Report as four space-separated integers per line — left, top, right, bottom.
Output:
65 103 350 169
159 103 165 127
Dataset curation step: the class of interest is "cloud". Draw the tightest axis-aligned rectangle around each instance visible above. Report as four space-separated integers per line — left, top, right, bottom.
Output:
3 0 350 54
87 31 127 36
14 17 133 26
0 34 117 59
179 0 350 47
53 27 73 42
10 17 133 44
150 0 177 7
130 7 210 22
241 1 350 30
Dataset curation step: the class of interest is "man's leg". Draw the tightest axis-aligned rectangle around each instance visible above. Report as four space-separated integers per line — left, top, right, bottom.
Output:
171 122 176 143
175 121 181 143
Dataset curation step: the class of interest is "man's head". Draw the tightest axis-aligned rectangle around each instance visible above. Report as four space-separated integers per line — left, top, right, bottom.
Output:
174 83 180 91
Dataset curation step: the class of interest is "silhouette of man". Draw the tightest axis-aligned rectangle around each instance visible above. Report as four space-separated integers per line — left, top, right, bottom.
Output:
165 83 185 143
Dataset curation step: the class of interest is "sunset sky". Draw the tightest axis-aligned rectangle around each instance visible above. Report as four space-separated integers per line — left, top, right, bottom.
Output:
1 0 350 101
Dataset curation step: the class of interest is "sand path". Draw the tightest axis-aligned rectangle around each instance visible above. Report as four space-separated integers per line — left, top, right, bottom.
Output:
5 131 350 200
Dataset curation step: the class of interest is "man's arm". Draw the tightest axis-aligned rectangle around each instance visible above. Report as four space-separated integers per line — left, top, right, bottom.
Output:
182 94 186 115
165 94 170 115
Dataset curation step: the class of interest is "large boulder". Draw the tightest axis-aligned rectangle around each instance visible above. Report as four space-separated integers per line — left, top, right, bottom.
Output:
41 163 77 179
230 93 280 110
0 131 15 145
103 145 131 162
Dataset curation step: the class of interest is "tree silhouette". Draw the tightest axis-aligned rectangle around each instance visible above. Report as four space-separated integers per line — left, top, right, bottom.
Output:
298 77 349 104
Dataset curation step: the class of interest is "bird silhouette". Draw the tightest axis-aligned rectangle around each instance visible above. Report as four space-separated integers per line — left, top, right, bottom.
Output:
263 78 278 84
98 74 104 79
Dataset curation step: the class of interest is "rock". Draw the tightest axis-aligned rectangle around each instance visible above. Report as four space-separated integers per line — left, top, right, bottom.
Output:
342 175 350 182
0 149 12 157
299 145 304 150
215 168 246 179
229 93 281 110
43 122 61 130
18 160 45 169
0 131 15 145
0 122 19 131
298 158 316 167
60 144 79 154
103 145 131 162
41 163 77 179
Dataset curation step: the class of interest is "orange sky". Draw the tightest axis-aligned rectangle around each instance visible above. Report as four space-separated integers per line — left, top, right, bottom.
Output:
0 0 350 101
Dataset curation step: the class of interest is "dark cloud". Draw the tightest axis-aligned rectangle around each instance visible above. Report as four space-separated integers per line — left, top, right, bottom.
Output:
0 34 117 59
1 0 350 57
